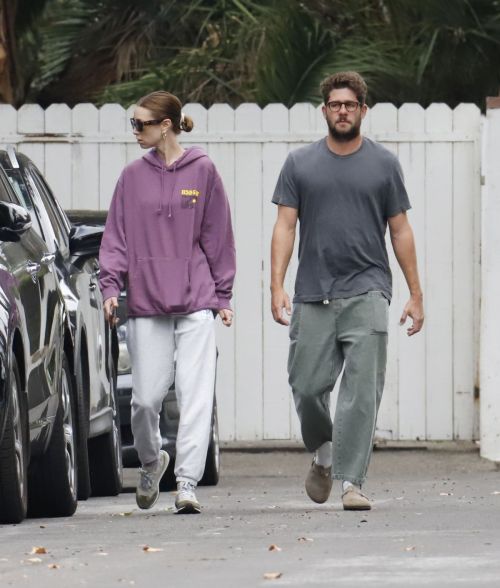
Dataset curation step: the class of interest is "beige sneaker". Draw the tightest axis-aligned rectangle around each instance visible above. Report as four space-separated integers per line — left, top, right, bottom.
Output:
342 486 372 511
305 460 333 504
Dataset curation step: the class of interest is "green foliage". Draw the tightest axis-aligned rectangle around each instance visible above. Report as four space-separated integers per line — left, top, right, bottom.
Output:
5 0 500 108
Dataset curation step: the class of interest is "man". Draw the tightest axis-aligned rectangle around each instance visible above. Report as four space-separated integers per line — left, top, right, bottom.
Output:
270 71 424 511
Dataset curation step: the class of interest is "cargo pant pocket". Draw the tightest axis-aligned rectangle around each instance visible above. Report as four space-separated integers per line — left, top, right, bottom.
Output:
367 291 389 334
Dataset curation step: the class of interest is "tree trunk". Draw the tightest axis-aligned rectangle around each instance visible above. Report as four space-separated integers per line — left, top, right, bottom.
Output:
0 0 17 104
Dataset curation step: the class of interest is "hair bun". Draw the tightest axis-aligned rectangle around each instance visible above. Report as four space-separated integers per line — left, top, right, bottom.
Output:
180 114 194 133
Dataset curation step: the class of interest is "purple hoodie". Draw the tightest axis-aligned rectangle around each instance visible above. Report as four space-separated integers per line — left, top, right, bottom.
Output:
99 147 236 316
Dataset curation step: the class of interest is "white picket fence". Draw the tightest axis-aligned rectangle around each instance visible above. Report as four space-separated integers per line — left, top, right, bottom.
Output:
0 102 482 443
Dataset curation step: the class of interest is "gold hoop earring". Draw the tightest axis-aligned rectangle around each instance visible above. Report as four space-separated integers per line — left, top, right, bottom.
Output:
161 131 167 140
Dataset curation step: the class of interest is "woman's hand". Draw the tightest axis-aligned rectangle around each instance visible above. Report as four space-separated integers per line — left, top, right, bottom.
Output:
104 296 119 327
218 308 233 327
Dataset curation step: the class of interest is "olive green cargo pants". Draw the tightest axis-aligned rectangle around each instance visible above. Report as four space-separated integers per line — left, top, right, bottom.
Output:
288 291 389 486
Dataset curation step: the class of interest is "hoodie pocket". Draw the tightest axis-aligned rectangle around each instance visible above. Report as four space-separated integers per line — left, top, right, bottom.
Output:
128 257 190 313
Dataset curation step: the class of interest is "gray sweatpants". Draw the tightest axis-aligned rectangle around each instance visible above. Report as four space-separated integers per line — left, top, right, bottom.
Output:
288 291 388 486
127 310 216 485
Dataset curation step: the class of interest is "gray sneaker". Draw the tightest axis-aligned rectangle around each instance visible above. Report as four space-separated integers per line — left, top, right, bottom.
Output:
305 460 333 504
136 450 169 510
175 481 201 514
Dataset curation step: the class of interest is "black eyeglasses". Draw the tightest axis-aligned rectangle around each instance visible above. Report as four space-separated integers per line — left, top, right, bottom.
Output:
326 101 361 113
130 118 163 132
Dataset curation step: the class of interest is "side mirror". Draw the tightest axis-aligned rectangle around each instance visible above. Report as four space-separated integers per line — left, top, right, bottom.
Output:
69 224 104 259
0 201 32 242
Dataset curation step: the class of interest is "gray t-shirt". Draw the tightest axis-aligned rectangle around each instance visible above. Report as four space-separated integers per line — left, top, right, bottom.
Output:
272 137 411 302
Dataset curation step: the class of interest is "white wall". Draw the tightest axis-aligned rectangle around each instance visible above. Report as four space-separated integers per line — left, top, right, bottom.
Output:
0 102 482 442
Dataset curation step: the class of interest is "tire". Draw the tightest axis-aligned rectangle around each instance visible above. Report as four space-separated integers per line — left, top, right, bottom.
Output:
0 356 29 524
199 398 220 486
28 353 78 518
75 354 91 500
88 362 122 496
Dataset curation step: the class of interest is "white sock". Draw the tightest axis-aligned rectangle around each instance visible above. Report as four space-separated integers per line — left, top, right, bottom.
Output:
315 441 332 467
342 480 358 492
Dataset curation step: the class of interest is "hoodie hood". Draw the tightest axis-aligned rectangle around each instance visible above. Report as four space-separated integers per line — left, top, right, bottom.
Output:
144 146 207 171
143 147 208 217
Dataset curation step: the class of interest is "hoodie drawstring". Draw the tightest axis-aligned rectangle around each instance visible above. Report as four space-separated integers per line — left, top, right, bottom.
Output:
157 162 178 218
157 169 164 215
168 162 178 218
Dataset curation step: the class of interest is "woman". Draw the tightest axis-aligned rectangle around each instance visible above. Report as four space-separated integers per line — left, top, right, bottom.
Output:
99 91 235 514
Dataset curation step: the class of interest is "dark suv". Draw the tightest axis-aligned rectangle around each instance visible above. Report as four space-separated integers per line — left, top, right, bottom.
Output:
0 149 121 524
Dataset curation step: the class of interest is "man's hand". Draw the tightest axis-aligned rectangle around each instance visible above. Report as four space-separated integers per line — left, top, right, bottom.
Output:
104 296 119 328
271 287 292 326
219 308 233 327
400 294 424 336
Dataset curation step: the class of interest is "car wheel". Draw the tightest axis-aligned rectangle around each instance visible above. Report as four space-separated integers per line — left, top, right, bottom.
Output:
75 353 91 500
28 353 78 518
88 361 122 496
199 397 220 486
0 355 29 524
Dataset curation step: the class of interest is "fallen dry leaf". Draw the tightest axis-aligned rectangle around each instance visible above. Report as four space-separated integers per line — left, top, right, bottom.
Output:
297 537 314 542
405 546 416 551
263 572 282 580
31 547 47 555
491 491 500 495
118 512 133 517
142 545 164 553
268 544 282 552
48 564 60 569
439 492 453 496
27 558 43 564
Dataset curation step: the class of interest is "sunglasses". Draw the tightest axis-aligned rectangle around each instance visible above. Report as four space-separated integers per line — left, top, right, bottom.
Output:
130 118 163 132
326 100 361 113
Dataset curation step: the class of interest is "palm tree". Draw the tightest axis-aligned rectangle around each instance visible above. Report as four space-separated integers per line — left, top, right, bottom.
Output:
31 0 268 106
302 0 500 106
2 0 500 108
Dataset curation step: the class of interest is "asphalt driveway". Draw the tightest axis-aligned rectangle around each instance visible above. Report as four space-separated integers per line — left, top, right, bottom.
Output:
1 448 499 587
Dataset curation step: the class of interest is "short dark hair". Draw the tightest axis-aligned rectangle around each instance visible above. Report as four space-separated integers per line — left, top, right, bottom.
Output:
320 72 368 105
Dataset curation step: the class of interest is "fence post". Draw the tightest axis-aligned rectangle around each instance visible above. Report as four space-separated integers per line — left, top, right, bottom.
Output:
480 96 500 462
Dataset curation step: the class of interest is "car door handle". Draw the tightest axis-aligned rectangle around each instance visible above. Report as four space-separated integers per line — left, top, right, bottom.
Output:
41 252 56 265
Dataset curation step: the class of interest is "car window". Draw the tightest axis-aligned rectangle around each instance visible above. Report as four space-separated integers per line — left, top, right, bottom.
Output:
23 171 61 254
0 169 15 203
2 168 45 238
29 167 70 252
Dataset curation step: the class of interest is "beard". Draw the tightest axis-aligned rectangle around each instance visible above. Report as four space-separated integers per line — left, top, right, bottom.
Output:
327 117 362 142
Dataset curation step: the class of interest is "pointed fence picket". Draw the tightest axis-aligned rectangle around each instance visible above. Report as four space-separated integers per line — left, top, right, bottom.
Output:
0 102 482 444
397 104 427 441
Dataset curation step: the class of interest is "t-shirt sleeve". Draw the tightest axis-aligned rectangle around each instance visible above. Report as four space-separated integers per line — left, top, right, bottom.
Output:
272 152 299 209
385 157 412 218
